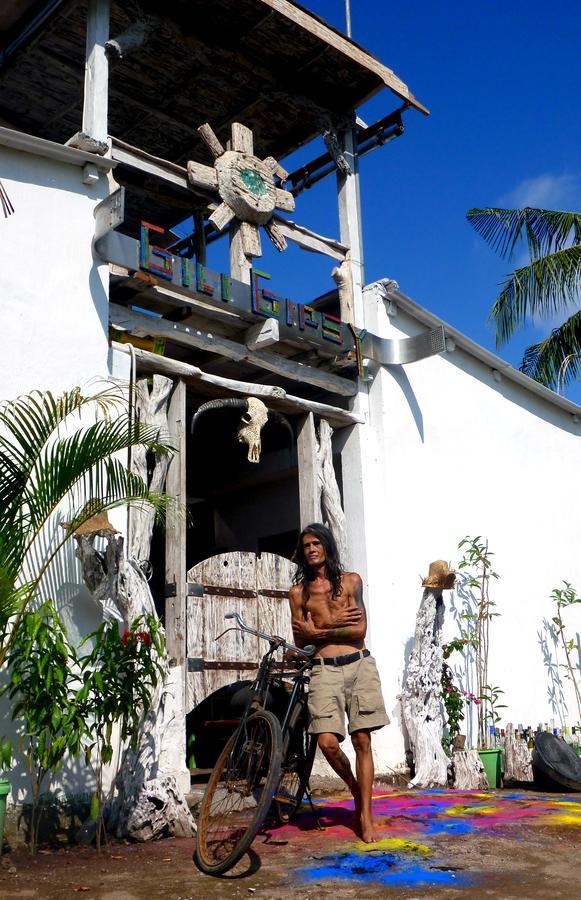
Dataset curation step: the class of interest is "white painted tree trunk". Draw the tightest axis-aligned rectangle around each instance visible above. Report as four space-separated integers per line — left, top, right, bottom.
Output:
129 376 173 562
74 375 194 840
503 722 533 783
75 539 194 839
452 750 489 790
401 588 450 788
315 418 348 564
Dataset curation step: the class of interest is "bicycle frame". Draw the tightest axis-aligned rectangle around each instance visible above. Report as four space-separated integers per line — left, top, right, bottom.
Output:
215 612 314 760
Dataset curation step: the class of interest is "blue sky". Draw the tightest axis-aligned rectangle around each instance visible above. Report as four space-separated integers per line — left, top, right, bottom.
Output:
204 1 581 398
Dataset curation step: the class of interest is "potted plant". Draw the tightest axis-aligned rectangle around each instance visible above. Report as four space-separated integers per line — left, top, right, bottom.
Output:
0 737 12 854
458 536 504 787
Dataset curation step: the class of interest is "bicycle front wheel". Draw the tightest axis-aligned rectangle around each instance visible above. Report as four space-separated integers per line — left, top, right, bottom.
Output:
195 708 283 875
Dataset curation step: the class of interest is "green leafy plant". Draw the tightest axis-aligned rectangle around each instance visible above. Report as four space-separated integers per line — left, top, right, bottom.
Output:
1 601 87 852
0 737 11 775
467 207 581 390
441 638 481 755
550 581 581 725
458 536 501 749
78 614 165 851
480 684 507 735
0 385 173 665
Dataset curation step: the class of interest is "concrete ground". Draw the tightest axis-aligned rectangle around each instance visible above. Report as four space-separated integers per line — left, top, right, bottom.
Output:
1 788 580 899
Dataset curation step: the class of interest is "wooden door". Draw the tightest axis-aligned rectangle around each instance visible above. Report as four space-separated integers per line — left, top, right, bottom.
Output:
185 551 295 714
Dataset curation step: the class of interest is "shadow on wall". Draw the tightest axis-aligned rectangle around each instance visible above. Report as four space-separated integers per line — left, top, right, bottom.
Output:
383 366 424 443
1 514 105 803
537 618 569 727
400 635 415 773
447 574 478 748
23 512 104 645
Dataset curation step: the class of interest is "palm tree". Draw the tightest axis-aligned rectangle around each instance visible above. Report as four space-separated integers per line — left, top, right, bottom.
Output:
0 384 173 667
467 208 581 390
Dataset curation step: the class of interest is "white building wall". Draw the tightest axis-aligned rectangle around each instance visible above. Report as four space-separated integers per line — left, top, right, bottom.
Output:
0 146 110 398
0 146 114 802
355 283 581 772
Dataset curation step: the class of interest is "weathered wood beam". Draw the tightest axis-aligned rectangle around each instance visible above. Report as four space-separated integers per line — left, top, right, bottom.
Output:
110 305 357 397
109 142 348 264
111 343 364 427
229 221 252 286
187 160 218 192
165 379 187 668
336 128 364 325
245 318 279 351
111 139 191 192
231 122 254 154
297 413 322 527
81 0 110 148
271 214 348 261
197 123 225 159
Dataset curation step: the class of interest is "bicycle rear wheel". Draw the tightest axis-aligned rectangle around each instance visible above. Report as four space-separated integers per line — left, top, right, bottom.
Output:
195 708 282 875
274 706 317 824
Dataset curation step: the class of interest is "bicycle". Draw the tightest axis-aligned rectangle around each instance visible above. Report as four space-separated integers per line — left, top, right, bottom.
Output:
194 612 317 875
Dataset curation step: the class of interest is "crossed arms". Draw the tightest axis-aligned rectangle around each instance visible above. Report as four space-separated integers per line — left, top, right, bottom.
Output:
289 573 367 648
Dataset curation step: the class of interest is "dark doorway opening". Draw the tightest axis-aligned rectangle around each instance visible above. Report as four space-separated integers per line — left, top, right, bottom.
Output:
186 395 300 568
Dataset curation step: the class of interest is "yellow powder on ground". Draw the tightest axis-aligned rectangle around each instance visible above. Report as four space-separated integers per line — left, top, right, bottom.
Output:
444 804 499 817
353 837 431 855
545 813 581 826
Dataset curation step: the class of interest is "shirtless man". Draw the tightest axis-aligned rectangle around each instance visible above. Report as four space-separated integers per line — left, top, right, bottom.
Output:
288 523 389 843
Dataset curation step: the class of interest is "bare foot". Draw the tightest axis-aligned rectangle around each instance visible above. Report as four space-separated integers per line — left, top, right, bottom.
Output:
359 816 376 843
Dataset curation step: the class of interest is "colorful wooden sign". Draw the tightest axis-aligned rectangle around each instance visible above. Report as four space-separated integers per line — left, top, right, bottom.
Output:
137 220 353 354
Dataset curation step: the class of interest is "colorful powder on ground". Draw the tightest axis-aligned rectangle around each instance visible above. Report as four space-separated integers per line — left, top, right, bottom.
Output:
268 789 581 889
353 837 431 855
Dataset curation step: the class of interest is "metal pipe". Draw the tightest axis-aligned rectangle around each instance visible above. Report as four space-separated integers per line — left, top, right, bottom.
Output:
344 0 352 38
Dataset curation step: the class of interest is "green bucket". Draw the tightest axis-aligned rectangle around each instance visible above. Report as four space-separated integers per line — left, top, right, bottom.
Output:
0 779 10 855
478 749 502 788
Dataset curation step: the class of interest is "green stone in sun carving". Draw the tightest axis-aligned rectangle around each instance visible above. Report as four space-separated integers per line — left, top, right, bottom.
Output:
240 168 268 196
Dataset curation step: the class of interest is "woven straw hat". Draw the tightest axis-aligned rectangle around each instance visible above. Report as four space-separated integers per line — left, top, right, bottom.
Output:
421 560 456 590
61 507 119 537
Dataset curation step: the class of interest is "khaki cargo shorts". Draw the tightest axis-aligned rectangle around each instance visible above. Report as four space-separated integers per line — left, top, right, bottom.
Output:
307 652 389 742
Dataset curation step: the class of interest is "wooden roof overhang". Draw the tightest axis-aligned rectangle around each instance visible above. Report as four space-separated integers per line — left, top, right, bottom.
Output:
0 0 428 166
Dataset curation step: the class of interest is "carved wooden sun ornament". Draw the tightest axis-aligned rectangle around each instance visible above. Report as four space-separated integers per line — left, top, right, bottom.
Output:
187 122 295 258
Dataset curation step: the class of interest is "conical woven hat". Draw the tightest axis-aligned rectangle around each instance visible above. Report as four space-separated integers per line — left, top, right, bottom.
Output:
62 508 119 536
421 560 456 590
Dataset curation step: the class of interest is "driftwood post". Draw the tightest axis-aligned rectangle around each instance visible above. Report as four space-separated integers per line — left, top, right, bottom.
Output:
75 375 194 840
401 561 456 788
452 751 489 790
503 723 533 783
128 376 174 561
315 418 348 564
297 414 347 561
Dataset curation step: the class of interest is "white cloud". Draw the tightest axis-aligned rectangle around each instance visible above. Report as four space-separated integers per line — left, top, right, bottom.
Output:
498 173 581 210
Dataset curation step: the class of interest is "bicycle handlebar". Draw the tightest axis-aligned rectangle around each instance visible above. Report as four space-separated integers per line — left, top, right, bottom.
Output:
223 611 316 659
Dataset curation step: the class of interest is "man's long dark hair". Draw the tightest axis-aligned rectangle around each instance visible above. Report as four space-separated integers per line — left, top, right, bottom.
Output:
292 523 344 598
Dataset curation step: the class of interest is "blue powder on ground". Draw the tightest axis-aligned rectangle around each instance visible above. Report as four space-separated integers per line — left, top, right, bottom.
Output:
298 851 471 888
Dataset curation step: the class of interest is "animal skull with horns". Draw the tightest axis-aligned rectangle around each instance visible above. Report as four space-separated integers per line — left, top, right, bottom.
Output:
191 397 293 463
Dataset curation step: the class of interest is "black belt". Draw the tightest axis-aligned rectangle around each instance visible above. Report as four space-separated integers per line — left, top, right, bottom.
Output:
312 649 370 667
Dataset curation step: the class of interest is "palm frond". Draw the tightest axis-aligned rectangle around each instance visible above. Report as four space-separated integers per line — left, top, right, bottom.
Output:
0 386 126 512
489 245 581 345
25 418 172 533
0 580 37 633
0 180 14 217
0 384 176 662
467 207 581 261
520 310 581 390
